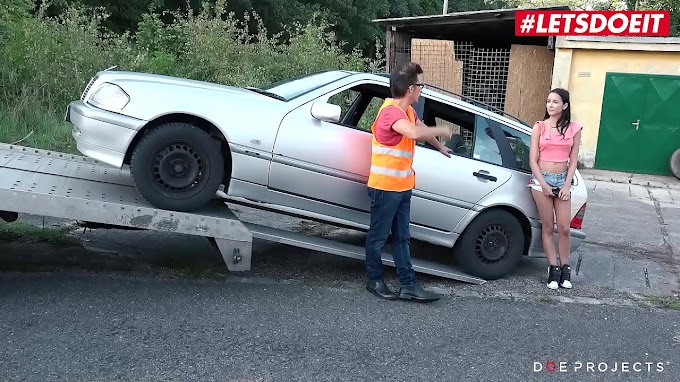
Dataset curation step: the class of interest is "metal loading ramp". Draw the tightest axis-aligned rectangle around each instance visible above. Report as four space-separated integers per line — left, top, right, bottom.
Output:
0 143 485 285
243 222 486 284
0 143 253 272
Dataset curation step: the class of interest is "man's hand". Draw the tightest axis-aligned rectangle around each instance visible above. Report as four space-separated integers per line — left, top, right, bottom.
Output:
424 136 452 158
438 145 452 158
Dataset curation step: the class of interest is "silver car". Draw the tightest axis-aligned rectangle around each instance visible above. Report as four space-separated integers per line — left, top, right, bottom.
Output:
65 69 588 279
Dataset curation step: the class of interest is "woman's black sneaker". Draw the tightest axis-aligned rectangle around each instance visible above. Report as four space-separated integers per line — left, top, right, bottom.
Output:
559 264 572 289
547 265 560 290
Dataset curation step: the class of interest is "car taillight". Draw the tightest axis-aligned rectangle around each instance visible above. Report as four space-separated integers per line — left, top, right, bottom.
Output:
570 202 586 229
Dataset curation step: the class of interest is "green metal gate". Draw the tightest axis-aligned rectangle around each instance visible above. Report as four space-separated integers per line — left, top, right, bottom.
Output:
594 72 680 175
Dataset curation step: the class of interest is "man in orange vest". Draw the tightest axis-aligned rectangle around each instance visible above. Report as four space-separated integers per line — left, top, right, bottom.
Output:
365 62 453 303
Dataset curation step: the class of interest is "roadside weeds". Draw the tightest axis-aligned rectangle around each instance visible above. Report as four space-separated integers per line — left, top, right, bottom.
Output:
0 221 80 247
640 295 680 311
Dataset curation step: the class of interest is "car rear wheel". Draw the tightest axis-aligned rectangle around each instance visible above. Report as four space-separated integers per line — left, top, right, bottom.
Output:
453 209 524 280
130 122 224 212
670 148 680 180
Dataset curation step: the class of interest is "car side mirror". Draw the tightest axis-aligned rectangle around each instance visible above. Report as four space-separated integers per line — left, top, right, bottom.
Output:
310 102 341 123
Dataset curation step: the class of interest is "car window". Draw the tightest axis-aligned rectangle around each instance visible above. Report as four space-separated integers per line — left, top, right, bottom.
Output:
327 89 361 123
318 83 392 133
495 123 532 172
472 116 503 166
419 97 504 166
357 96 384 132
262 71 351 101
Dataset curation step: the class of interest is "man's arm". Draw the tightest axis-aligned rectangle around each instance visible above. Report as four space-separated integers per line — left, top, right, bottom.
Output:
415 119 448 150
392 118 451 142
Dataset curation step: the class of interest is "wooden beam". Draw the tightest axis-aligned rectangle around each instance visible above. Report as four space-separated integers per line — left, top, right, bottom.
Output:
386 27 412 73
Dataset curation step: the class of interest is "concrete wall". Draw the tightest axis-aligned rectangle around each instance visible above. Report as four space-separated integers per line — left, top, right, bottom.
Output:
550 36 680 168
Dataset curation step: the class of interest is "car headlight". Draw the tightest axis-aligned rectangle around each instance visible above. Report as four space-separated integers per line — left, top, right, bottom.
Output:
88 82 130 110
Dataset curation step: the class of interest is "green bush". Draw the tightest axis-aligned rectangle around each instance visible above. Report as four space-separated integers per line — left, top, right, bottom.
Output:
0 0 384 151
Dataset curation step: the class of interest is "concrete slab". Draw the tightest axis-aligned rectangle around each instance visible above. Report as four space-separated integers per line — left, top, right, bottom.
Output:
630 184 650 200
580 168 680 191
661 205 680 250
583 195 665 249
670 189 680 204
590 181 631 199
573 243 678 296
650 188 675 204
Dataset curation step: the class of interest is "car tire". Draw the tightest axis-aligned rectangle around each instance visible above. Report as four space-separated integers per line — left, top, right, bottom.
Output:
670 148 680 181
130 122 224 212
453 209 524 280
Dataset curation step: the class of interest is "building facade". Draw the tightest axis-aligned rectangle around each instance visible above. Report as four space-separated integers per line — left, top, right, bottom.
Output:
551 36 680 175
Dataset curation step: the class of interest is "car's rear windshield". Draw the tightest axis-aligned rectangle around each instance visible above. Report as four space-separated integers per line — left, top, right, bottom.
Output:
261 71 352 101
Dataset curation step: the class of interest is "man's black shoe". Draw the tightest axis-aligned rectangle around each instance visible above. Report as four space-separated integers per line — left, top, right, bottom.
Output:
398 285 441 303
366 280 397 300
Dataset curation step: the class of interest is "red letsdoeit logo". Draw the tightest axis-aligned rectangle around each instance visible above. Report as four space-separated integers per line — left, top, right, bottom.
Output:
515 10 671 36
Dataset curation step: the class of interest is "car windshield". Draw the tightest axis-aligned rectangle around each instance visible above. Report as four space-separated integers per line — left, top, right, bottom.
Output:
260 71 352 101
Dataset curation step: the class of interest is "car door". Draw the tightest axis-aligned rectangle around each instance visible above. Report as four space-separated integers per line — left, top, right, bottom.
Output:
408 95 515 232
267 80 390 222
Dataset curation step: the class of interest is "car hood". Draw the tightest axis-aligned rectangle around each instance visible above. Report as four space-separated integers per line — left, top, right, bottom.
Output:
94 70 268 99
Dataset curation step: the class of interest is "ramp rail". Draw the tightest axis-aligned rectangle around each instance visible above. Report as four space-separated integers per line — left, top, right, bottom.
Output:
0 143 485 285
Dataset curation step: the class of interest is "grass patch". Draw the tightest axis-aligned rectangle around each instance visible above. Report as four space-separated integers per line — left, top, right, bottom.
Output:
148 258 225 280
642 295 680 311
0 101 77 153
0 221 79 247
537 295 556 304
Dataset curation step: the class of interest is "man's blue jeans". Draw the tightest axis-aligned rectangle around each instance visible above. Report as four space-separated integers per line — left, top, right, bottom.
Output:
365 187 417 287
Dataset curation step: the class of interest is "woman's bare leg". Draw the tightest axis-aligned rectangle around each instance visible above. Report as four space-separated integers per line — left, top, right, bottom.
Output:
553 197 572 266
531 189 557 266
554 196 573 288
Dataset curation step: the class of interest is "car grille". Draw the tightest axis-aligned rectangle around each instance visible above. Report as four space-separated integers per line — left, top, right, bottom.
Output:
81 76 98 100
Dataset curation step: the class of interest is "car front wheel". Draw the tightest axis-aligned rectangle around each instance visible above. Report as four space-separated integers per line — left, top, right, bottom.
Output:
130 122 224 212
453 209 524 280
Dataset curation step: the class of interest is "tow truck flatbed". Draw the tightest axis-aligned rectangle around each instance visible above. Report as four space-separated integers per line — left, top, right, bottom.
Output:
0 143 485 285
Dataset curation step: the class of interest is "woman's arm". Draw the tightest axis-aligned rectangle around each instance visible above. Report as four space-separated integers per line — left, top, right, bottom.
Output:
529 122 548 187
564 129 582 188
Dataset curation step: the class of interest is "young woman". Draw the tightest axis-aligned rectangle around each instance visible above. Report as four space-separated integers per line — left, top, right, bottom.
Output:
529 88 582 290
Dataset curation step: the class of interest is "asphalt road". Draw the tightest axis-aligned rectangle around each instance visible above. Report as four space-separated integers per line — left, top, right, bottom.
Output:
16 175 672 303
1 177 680 381
0 272 678 382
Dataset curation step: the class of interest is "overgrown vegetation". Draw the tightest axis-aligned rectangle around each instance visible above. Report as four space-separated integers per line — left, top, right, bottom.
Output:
1 0 677 151
0 0 384 151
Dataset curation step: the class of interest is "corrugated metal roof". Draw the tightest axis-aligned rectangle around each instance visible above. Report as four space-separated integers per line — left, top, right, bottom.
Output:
372 6 570 26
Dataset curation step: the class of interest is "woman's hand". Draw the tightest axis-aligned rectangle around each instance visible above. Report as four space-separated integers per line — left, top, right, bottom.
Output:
558 186 571 200
541 182 553 197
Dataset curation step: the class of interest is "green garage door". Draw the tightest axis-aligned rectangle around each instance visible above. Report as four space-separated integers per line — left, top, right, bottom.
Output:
595 72 680 175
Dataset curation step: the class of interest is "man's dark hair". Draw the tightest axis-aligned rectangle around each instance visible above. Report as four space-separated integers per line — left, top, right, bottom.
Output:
390 62 423 98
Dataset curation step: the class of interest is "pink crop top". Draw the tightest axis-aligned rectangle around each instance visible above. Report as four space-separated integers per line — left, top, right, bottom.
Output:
537 121 582 162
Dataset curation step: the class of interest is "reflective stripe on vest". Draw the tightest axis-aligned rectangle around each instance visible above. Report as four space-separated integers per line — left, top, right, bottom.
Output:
366 98 416 192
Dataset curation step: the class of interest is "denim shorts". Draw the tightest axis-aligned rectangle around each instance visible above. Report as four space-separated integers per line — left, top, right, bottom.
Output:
528 170 573 191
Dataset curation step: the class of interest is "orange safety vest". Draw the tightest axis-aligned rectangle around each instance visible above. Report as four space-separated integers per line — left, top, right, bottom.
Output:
366 98 416 192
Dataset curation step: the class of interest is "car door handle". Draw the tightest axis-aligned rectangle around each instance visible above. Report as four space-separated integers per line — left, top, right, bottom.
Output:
473 171 497 182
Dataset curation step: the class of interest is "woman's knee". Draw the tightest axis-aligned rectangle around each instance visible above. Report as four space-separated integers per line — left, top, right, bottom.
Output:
557 223 570 237
541 224 554 236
